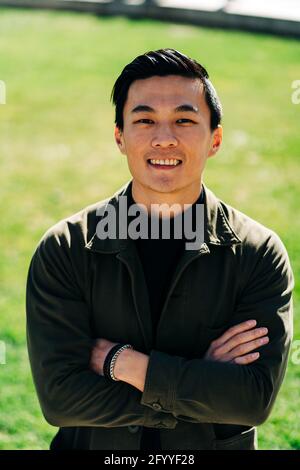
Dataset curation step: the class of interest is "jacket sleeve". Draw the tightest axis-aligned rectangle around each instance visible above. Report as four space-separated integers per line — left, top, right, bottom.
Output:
26 228 177 429
140 231 294 426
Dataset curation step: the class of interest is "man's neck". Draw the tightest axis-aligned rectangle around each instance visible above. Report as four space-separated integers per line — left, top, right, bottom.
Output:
131 180 203 218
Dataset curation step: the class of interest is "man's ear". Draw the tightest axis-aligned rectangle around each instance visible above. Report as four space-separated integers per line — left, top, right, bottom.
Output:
114 126 126 155
208 125 223 157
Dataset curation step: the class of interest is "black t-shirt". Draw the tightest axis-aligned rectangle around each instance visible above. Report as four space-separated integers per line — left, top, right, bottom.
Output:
127 186 204 450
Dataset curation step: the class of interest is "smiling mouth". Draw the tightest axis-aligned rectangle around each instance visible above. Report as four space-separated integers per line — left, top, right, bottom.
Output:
147 158 182 169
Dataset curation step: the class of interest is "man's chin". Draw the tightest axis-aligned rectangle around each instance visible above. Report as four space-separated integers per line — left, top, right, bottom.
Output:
131 176 184 196
147 181 181 195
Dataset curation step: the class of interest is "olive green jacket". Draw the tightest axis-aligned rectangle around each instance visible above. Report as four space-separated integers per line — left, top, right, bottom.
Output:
26 180 294 450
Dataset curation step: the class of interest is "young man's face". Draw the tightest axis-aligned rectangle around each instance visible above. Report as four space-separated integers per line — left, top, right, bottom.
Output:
115 75 222 201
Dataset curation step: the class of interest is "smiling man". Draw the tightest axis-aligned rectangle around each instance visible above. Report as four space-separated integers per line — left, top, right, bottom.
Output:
26 49 294 451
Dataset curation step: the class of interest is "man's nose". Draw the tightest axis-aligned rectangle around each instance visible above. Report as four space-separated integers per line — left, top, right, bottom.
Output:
151 126 178 148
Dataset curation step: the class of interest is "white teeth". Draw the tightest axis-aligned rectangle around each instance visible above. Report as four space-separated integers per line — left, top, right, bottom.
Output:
149 159 181 166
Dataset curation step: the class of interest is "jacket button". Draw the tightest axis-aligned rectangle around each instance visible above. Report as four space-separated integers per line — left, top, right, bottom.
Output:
152 402 162 411
128 425 140 434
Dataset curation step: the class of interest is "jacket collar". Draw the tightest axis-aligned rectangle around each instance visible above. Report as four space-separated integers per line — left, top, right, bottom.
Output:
85 179 241 254
203 184 242 247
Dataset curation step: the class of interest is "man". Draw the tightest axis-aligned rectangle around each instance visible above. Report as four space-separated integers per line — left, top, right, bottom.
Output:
26 49 294 450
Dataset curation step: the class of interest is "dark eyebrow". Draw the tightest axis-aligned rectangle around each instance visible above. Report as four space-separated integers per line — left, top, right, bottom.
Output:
174 104 199 113
131 105 154 114
130 104 199 114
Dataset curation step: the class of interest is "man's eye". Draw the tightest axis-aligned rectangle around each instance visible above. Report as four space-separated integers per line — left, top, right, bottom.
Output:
177 118 194 124
135 119 153 124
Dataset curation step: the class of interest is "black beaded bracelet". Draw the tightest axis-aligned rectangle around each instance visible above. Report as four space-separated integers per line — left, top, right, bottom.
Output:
103 344 123 382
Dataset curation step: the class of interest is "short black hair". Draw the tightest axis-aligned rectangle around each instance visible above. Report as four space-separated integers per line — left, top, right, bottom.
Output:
111 48 222 132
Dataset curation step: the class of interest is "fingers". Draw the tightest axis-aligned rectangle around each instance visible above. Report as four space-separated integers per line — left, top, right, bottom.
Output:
215 327 269 356
231 336 269 357
222 336 269 362
205 320 270 365
231 352 260 365
212 320 257 348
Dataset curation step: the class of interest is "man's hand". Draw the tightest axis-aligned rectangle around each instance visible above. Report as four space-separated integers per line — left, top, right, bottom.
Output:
204 320 269 365
89 338 119 376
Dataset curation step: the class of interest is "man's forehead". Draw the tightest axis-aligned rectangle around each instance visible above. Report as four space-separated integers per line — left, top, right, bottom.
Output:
126 76 205 109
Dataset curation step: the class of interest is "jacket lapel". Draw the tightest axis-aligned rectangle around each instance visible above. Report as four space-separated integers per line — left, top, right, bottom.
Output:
116 243 154 351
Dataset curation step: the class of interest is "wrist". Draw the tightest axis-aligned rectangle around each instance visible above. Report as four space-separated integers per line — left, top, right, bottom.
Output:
113 347 133 381
114 348 149 392
103 343 133 381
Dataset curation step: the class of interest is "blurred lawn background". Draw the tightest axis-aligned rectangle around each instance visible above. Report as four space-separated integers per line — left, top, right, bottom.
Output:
0 7 299 449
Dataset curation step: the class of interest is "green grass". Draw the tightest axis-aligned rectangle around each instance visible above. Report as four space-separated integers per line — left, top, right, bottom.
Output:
0 7 299 450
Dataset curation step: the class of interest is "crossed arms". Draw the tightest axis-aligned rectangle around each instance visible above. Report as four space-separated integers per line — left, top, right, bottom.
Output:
89 319 270 392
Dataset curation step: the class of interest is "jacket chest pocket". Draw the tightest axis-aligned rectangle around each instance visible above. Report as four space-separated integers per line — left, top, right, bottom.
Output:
183 255 238 329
